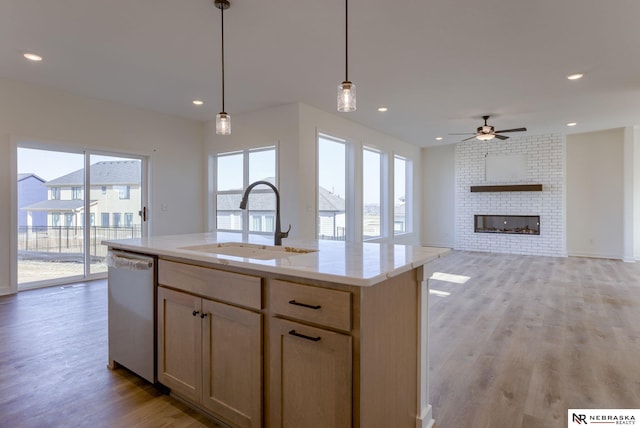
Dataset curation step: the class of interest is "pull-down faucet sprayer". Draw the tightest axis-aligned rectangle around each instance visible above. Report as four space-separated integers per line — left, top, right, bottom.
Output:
239 181 291 246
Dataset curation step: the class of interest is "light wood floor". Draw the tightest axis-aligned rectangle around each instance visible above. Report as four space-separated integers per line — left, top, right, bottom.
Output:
428 251 640 428
1 251 638 428
0 281 223 428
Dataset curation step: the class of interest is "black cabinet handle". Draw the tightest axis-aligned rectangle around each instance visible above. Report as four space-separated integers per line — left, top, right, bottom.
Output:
192 310 199 317
288 300 321 310
200 313 208 319
288 329 321 342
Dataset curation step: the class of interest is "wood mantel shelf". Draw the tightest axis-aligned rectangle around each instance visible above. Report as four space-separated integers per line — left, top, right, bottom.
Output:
470 184 543 192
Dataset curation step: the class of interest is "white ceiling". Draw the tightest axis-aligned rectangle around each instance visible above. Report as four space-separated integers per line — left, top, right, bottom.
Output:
2 0 640 147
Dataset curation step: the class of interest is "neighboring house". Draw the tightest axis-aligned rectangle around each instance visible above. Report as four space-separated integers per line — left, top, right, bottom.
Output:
216 179 346 239
21 161 142 229
318 187 346 239
17 173 48 228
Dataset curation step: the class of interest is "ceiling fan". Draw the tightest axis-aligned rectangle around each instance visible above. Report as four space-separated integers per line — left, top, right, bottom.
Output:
450 115 527 141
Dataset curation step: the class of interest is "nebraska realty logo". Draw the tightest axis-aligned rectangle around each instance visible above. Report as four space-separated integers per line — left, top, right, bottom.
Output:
569 409 639 426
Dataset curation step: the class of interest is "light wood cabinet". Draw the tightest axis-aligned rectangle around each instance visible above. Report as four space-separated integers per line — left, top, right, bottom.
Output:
157 262 263 428
156 258 428 428
201 298 262 428
157 286 201 402
269 317 351 428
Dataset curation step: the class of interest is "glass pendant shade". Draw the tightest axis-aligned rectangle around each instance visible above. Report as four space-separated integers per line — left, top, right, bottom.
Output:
337 81 356 112
216 112 231 135
476 133 495 141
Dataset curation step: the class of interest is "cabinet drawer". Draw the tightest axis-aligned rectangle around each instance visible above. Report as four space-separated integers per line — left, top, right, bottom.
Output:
159 259 262 310
270 280 351 331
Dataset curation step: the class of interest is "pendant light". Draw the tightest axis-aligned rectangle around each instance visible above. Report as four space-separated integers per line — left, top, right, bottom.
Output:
337 0 356 112
215 0 231 135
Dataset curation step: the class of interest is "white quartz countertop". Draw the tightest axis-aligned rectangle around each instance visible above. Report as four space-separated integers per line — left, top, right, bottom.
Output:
104 232 450 287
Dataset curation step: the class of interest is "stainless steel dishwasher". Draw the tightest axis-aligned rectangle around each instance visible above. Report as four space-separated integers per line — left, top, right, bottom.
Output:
107 250 156 383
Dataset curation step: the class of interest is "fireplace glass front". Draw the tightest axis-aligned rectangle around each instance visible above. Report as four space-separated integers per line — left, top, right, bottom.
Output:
474 215 540 235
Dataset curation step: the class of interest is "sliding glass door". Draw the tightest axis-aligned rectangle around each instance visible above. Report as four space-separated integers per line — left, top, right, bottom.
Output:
16 146 146 288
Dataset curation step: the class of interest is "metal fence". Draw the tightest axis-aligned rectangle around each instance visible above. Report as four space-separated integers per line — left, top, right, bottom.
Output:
17 226 142 260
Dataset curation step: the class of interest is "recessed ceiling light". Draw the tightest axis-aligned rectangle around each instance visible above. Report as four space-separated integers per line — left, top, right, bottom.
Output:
192 100 204 106
435 137 443 141
567 73 583 80
567 122 577 127
23 53 43 62
377 107 388 112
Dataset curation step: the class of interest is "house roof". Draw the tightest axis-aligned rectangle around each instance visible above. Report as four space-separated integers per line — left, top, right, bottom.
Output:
217 185 345 213
18 173 46 183
21 199 98 212
45 161 141 187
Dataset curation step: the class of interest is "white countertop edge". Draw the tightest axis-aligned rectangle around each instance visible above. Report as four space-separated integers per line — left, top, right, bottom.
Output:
104 235 451 287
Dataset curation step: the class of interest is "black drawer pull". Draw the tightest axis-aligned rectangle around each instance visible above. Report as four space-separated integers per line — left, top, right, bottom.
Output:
192 310 199 317
288 330 321 342
288 300 321 310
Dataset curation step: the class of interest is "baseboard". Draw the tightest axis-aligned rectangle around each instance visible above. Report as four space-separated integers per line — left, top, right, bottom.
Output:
416 404 435 428
421 241 454 249
622 257 636 263
0 285 13 296
568 251 625 261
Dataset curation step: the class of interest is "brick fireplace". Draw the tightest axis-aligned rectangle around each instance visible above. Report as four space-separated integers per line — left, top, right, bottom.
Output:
454 134 566 256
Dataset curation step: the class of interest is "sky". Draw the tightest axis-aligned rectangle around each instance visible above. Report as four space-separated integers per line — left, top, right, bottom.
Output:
17 147 135 181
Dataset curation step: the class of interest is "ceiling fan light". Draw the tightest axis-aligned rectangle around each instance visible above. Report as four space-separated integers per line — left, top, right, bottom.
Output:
216 112 231 135
476 133 495 141
337 81 356 112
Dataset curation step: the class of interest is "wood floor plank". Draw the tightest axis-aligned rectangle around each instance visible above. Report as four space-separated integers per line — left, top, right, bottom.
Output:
0 282 223 428
428 251 640 428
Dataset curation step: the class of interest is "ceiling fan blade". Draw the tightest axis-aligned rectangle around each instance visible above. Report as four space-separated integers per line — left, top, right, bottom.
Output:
494 127 527 133
461 135 477 141
494 134 509 140
448 132 475 135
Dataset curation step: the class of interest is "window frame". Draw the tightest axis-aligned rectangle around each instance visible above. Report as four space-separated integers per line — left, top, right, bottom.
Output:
392 154 413 236
211 145 278 239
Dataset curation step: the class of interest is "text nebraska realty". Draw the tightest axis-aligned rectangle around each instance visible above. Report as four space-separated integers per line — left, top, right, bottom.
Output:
574 414 636 424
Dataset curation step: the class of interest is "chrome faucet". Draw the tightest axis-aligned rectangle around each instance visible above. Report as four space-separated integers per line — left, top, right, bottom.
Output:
239 180 291 246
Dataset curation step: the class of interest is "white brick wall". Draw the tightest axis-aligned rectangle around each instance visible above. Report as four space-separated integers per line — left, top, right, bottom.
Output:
454 134 566 256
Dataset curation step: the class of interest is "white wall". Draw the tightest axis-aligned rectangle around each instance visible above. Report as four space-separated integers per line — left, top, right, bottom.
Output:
567 128 624 259
1 78 204 295
421 144 455 248
205 102 422 244
635 126 640 260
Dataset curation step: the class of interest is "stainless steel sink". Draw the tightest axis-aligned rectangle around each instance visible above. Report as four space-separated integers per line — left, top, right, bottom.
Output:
178 242 317 260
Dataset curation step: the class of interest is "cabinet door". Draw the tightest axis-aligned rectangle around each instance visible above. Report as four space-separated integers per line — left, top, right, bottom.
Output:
201 299 262 428
157 287 202 402
269 318 352 428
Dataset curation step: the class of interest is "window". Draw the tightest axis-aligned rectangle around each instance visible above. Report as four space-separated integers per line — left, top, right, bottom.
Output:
115 185 130 200
318 134 347 240
214 146 277 235
65 213 74 227
394 155 411 234
52 213 61 227
51 187 60 200
363 147 383 239
101 213 110 227
124 213 133 227
113 213 122 228
90 213 95 227
72 187 83 200
101 186 107 194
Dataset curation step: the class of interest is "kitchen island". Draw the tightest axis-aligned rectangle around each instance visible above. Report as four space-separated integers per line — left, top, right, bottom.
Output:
105 232 450 428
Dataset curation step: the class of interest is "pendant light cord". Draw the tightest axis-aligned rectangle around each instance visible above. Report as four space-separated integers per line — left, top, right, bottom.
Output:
345 0 348 81
221 4 225 112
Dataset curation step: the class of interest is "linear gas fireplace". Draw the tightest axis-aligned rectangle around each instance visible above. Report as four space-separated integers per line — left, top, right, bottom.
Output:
474 215 540 235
